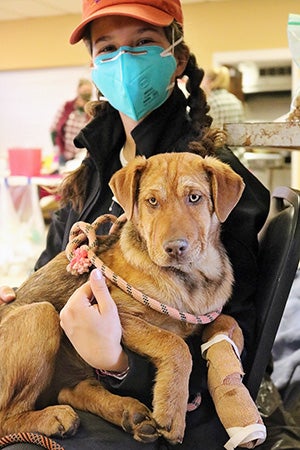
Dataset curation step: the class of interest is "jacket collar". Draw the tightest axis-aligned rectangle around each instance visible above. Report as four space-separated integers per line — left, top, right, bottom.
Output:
75 85 189 165
132 86 190 158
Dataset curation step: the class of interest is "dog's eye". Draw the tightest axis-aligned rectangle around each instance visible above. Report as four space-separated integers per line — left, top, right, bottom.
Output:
148 197 158 207
188 194 201 204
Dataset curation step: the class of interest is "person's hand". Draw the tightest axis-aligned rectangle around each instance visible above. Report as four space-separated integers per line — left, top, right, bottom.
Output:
60 268 128 372
0 286 16 304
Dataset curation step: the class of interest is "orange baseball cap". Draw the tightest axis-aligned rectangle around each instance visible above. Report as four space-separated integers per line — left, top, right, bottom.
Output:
70 0 184 44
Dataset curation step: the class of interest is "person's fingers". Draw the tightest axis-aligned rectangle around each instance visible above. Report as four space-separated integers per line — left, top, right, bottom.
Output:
60 281 91 324
89 269 116 314
0 286 16 304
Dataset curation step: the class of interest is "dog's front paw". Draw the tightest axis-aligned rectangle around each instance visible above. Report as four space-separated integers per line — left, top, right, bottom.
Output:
122 408 159 443
153 410 186 445
40 405 80 438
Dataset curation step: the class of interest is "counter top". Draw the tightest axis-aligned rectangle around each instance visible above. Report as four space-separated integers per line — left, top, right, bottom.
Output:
225 122 300 149
1 174 62 187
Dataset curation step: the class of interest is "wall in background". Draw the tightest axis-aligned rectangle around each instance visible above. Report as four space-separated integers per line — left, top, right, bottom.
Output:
0 15 88 71
0 0 299 71
183 0 299 70
0 66 92 159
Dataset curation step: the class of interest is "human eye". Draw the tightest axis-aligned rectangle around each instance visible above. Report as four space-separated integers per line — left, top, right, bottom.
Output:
135 27 164 47
104 44 118 52
93 42 117 57
99 44 117 54
136 37 154 47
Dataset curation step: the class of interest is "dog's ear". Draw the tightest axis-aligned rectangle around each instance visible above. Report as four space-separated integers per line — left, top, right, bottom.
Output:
109 156 148 219
203 157 245 222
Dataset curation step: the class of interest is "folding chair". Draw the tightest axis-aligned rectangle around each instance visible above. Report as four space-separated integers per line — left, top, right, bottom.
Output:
244 186 300 400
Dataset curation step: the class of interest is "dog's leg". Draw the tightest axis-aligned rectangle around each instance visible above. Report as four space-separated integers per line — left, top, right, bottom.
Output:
58 378 159 443
0 303 79 437
120 314 192 445
201 314 266 449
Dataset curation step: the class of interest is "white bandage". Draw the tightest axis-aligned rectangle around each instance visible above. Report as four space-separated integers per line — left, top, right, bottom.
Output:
224 424 267 450
201 333 241 360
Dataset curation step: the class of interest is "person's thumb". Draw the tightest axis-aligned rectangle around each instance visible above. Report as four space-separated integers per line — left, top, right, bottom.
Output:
89 268 116 313
0 286 16 304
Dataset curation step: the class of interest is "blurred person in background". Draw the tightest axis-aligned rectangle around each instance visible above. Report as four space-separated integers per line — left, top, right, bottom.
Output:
202 66 245 128
50 78 93 165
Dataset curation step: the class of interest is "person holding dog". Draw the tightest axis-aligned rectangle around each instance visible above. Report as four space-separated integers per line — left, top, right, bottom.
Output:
0 1 273 449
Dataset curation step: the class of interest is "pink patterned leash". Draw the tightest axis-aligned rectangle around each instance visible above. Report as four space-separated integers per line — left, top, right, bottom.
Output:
65 214 222 326
0 433 64 449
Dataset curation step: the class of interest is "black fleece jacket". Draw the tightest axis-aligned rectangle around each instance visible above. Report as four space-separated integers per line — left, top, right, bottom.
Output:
35 86 270 406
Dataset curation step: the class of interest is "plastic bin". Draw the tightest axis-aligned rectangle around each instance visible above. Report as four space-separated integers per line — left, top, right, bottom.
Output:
8 148 42 176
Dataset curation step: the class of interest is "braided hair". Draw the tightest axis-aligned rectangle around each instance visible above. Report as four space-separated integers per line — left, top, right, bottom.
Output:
165 22 225 156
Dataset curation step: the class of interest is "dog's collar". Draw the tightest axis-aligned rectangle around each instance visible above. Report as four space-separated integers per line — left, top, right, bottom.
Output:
65 215 222 325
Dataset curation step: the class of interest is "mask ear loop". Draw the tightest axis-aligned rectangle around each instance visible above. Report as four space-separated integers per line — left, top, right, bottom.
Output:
172 26 175 55
161 29 184 94
162 35 184 93
160 36 184 57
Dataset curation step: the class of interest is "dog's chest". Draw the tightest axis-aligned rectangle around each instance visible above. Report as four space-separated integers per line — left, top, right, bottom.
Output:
102 265 202 338
98 231 230 338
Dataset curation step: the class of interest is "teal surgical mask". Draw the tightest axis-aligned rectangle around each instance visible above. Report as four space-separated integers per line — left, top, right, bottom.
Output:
92 39 182 121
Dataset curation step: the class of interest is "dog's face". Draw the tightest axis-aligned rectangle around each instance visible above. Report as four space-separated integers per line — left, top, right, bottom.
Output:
109 153 244 269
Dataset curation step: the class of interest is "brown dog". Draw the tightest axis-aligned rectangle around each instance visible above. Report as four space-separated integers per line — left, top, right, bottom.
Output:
0 152 245 445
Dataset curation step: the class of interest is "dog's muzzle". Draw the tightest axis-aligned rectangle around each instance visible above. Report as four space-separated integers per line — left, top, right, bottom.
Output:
163 239 189 259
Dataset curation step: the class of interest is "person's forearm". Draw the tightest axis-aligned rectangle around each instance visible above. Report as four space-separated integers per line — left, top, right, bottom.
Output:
85 344 129 372
104 347 129 372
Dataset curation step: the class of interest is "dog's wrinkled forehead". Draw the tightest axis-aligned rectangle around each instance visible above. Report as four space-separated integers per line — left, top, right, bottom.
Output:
139 168 211 199
140 152 209 185
145 152 200 173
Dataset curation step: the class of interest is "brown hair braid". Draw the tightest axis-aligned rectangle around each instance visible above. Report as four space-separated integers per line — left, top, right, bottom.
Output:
164 22 225 155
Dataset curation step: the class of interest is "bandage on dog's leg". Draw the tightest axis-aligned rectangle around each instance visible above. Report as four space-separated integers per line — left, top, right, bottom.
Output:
201 315 266 450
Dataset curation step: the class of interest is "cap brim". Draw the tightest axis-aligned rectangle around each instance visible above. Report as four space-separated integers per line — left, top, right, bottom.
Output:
70 4 174 44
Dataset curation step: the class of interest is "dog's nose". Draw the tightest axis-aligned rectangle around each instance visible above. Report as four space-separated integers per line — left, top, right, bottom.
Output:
163 239 188 258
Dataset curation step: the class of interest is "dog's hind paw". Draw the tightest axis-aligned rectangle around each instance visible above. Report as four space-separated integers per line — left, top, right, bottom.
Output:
122 410 159 443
